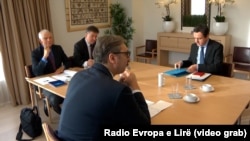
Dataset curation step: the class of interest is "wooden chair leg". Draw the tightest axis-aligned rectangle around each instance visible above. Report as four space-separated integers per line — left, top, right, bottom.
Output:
45 97 53 123
28 83 34 107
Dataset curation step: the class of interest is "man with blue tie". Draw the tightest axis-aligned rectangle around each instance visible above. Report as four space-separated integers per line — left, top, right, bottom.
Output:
175 24 223 74
32 29 71 116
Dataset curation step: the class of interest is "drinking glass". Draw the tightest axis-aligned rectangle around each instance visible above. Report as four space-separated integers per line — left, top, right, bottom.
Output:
172 83 179 94
184 76 194 90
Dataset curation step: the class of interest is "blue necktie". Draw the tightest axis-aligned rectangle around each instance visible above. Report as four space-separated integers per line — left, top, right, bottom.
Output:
199 47 204 64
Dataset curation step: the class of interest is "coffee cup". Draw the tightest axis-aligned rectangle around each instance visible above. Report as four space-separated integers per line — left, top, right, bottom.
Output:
185 93 198 102
202 84 213 92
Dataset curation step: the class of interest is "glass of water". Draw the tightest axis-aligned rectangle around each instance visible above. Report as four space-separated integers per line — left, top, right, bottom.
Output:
184 76 194 90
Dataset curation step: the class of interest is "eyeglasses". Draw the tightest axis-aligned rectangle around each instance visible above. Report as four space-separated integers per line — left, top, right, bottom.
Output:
112 51 131 57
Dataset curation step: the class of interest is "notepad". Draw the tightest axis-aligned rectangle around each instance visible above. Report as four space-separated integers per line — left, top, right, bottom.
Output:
164 68 189 77
186 72 212 81
48 80 66 87
193 71 205 77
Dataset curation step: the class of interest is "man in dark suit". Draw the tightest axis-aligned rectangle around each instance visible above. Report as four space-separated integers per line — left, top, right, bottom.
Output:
57 35 151 140
73 25 99 68
32 29 70 115
175 24 223 74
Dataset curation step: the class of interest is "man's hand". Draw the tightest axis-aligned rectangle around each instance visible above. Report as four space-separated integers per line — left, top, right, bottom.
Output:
187 64 198 73
119 70 140 91
87 59 94 67
174 61 182 69
54 66 64 74
43 46 51 59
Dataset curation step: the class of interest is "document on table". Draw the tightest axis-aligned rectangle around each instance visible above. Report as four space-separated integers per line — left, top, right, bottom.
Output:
34 77 56 85
51 70 77 82
146 100 173 118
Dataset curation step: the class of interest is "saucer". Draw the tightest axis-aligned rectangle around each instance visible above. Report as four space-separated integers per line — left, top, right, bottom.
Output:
183 95 200 103
200 86 214 92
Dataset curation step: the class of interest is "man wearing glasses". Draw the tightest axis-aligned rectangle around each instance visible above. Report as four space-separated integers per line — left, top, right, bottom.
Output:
57 35 150 140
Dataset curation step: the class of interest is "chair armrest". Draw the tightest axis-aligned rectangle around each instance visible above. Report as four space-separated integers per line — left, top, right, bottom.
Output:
135 45 145 54
152 49 157 57
224 54 233 63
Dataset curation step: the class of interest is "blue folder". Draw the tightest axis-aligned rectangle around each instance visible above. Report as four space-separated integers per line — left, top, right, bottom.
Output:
49 80 66 87
164 68 189 77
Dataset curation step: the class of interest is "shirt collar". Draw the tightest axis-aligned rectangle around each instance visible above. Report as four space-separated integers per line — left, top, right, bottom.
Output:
202 39 209 48
85 39 91 47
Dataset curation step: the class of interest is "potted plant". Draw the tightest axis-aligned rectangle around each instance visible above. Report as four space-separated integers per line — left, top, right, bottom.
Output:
155 0 176 32
161 0 176 21
104 2 135 47
208 0 235 35
208 0 235 22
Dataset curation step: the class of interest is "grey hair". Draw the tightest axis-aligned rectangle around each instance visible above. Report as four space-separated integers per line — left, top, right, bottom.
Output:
93 35 125 64
38 29 51 39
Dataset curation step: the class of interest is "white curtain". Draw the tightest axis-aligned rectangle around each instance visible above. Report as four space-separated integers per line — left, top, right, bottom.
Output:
0 52 10 106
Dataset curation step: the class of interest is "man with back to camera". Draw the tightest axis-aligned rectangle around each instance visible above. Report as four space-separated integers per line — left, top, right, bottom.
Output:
32 29 71 116
57 35 151 140
73 25 99 68
174 24 223 74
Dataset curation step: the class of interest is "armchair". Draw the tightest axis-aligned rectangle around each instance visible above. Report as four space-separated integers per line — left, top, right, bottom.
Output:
231 46 250 79
135 39 157 63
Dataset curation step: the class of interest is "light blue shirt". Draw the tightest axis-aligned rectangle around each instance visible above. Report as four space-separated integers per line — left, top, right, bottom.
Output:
197 40 209 64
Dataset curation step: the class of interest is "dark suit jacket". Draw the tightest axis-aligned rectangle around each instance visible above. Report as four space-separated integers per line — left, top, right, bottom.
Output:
182 39 223 74
73 38 95 67
57 63 151 140
31 44 70 76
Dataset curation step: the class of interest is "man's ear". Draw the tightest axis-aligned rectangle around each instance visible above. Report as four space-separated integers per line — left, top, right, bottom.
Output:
108 53 116 64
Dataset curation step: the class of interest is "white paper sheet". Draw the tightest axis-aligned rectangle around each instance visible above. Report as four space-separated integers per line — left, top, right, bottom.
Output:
52 70 77 82
146 100 173 118
33 77 56 85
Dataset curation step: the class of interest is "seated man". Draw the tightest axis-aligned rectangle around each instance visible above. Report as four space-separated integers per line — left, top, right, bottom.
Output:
175 24 224 74
57 35 150 140
32 29 71 116
73 25 99 68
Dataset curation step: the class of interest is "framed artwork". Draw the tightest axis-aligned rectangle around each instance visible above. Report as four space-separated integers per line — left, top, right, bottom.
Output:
65 0 110 32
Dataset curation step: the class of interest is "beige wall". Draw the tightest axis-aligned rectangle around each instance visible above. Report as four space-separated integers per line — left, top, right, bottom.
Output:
49 0 250 64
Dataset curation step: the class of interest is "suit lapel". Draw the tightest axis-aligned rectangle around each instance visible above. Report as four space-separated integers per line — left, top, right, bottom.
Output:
83 39 91 58
204 40 212 62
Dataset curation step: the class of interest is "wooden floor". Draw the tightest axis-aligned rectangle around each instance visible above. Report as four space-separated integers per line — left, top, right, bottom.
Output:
0 93 250 141
0 99 60 141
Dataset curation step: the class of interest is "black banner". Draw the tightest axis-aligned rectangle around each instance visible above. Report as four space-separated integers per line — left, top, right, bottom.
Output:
101 125 250 140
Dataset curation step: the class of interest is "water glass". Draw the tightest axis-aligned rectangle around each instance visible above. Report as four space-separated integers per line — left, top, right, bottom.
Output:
172 83 179 94
185 76 194 90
